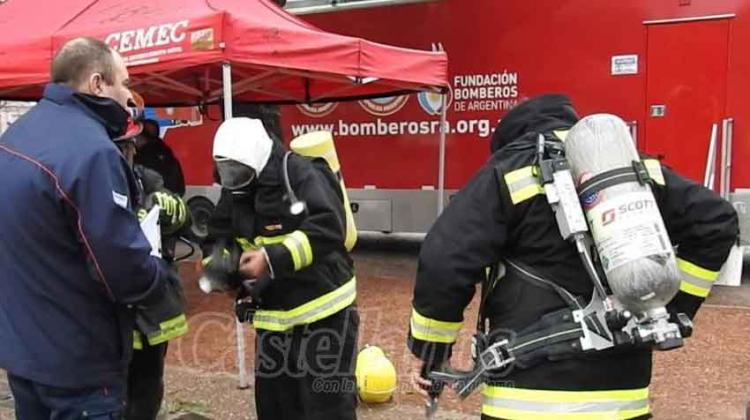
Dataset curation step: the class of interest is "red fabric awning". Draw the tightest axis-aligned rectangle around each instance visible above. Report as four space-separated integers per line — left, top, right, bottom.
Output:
0 0 448 105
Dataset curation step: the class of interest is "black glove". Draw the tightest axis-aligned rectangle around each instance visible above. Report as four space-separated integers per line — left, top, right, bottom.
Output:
199 239 242 293
234 276 273 323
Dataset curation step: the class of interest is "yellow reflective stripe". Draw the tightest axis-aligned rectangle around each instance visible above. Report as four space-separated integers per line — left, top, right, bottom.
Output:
282 230 313 271
677 258 719 281
482 385 649 420
201 255 212 267
482 386 648 402
146 314 189 345
510 184 545 204
504 166 544 204
481 407 650 420
680 282 710 298
410 308 462 344
203 249 232 267
677 257 718 298
643 159 665 186
553 129 569 142
253 277 356 332
236 237 257 251
505 166 536 184
133 330 143 350
253 232 314 271
253 235 286 246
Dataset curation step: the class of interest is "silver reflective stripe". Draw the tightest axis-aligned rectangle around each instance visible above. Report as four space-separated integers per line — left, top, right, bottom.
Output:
483 396 649 413
286 235 311 267
507 175 540 194
409 320 459 341
681 271 714 290
252 280 355 328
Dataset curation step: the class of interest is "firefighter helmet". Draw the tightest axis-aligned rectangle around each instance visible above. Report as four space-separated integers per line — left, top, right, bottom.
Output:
355 345 397 403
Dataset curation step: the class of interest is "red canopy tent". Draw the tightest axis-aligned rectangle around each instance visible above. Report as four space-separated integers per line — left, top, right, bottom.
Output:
0 0 448 105
0 0 94 90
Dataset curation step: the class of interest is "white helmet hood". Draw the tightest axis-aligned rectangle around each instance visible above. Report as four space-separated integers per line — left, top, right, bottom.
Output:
212 117 273 174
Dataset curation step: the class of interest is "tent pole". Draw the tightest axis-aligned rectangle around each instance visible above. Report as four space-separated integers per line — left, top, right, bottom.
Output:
223 61 248 390
437 93 447 215
223 62 234 119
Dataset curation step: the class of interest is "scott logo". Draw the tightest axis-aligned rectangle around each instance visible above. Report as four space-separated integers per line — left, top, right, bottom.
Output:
602 198 654 226
602 209 616 226
617 199 654 214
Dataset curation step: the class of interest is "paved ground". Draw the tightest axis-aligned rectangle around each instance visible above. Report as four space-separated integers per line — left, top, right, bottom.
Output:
2 234 749 419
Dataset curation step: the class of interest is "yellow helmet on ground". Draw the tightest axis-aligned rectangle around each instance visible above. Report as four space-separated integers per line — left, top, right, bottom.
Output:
355 345 398 403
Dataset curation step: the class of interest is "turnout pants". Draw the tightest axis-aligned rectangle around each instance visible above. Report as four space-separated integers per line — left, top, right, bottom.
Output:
254 306 359 420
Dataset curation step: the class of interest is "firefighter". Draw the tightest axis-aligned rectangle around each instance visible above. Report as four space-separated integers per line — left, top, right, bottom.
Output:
204 117 358 420
134 118 186 197
113 113 190 420
408 94 739 419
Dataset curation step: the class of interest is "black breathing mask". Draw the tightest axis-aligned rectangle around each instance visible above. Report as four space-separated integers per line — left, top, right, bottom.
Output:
215 159 257 191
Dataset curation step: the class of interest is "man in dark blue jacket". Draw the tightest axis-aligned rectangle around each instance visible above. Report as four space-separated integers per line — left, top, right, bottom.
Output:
0 37 176 419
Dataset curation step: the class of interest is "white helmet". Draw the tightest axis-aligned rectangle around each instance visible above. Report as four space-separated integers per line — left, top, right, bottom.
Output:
213 118 273 189
213 117 273 173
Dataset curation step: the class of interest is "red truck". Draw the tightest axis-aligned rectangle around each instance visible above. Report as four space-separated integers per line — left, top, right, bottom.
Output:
161 0 750 239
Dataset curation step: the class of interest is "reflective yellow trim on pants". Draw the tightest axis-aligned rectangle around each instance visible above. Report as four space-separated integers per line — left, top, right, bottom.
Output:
643 159 665 186
410 308 463 344
145 314 189 346
133 330 143 350
253 277 356 332
677 257 719 298
504 166 544 205
481 385 649 420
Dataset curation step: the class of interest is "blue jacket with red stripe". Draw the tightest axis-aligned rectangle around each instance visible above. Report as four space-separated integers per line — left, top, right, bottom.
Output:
0 84 172 388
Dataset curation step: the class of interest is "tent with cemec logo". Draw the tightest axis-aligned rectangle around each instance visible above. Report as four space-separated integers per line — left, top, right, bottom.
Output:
0 0 448 106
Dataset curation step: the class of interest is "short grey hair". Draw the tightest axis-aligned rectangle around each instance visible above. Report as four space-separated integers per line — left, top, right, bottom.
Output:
51 37 115 87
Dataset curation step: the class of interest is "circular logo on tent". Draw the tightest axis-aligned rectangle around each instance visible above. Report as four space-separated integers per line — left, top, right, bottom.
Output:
358 96 409 116
297 103 338 118
418 87 453 116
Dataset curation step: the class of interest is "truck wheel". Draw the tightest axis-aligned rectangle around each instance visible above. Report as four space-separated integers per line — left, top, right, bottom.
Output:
188 197 215 242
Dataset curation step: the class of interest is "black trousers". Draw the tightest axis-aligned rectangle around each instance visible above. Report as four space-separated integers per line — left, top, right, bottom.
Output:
254 306 359 420
124 342 167 420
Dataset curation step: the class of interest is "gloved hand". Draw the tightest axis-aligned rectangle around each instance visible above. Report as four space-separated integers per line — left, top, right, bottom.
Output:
234 275 273 323
198 240 242 293
136 208 148 222
147 191 187 234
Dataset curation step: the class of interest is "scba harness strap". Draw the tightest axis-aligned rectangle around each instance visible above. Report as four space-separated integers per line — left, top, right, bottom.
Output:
432 260 593 399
